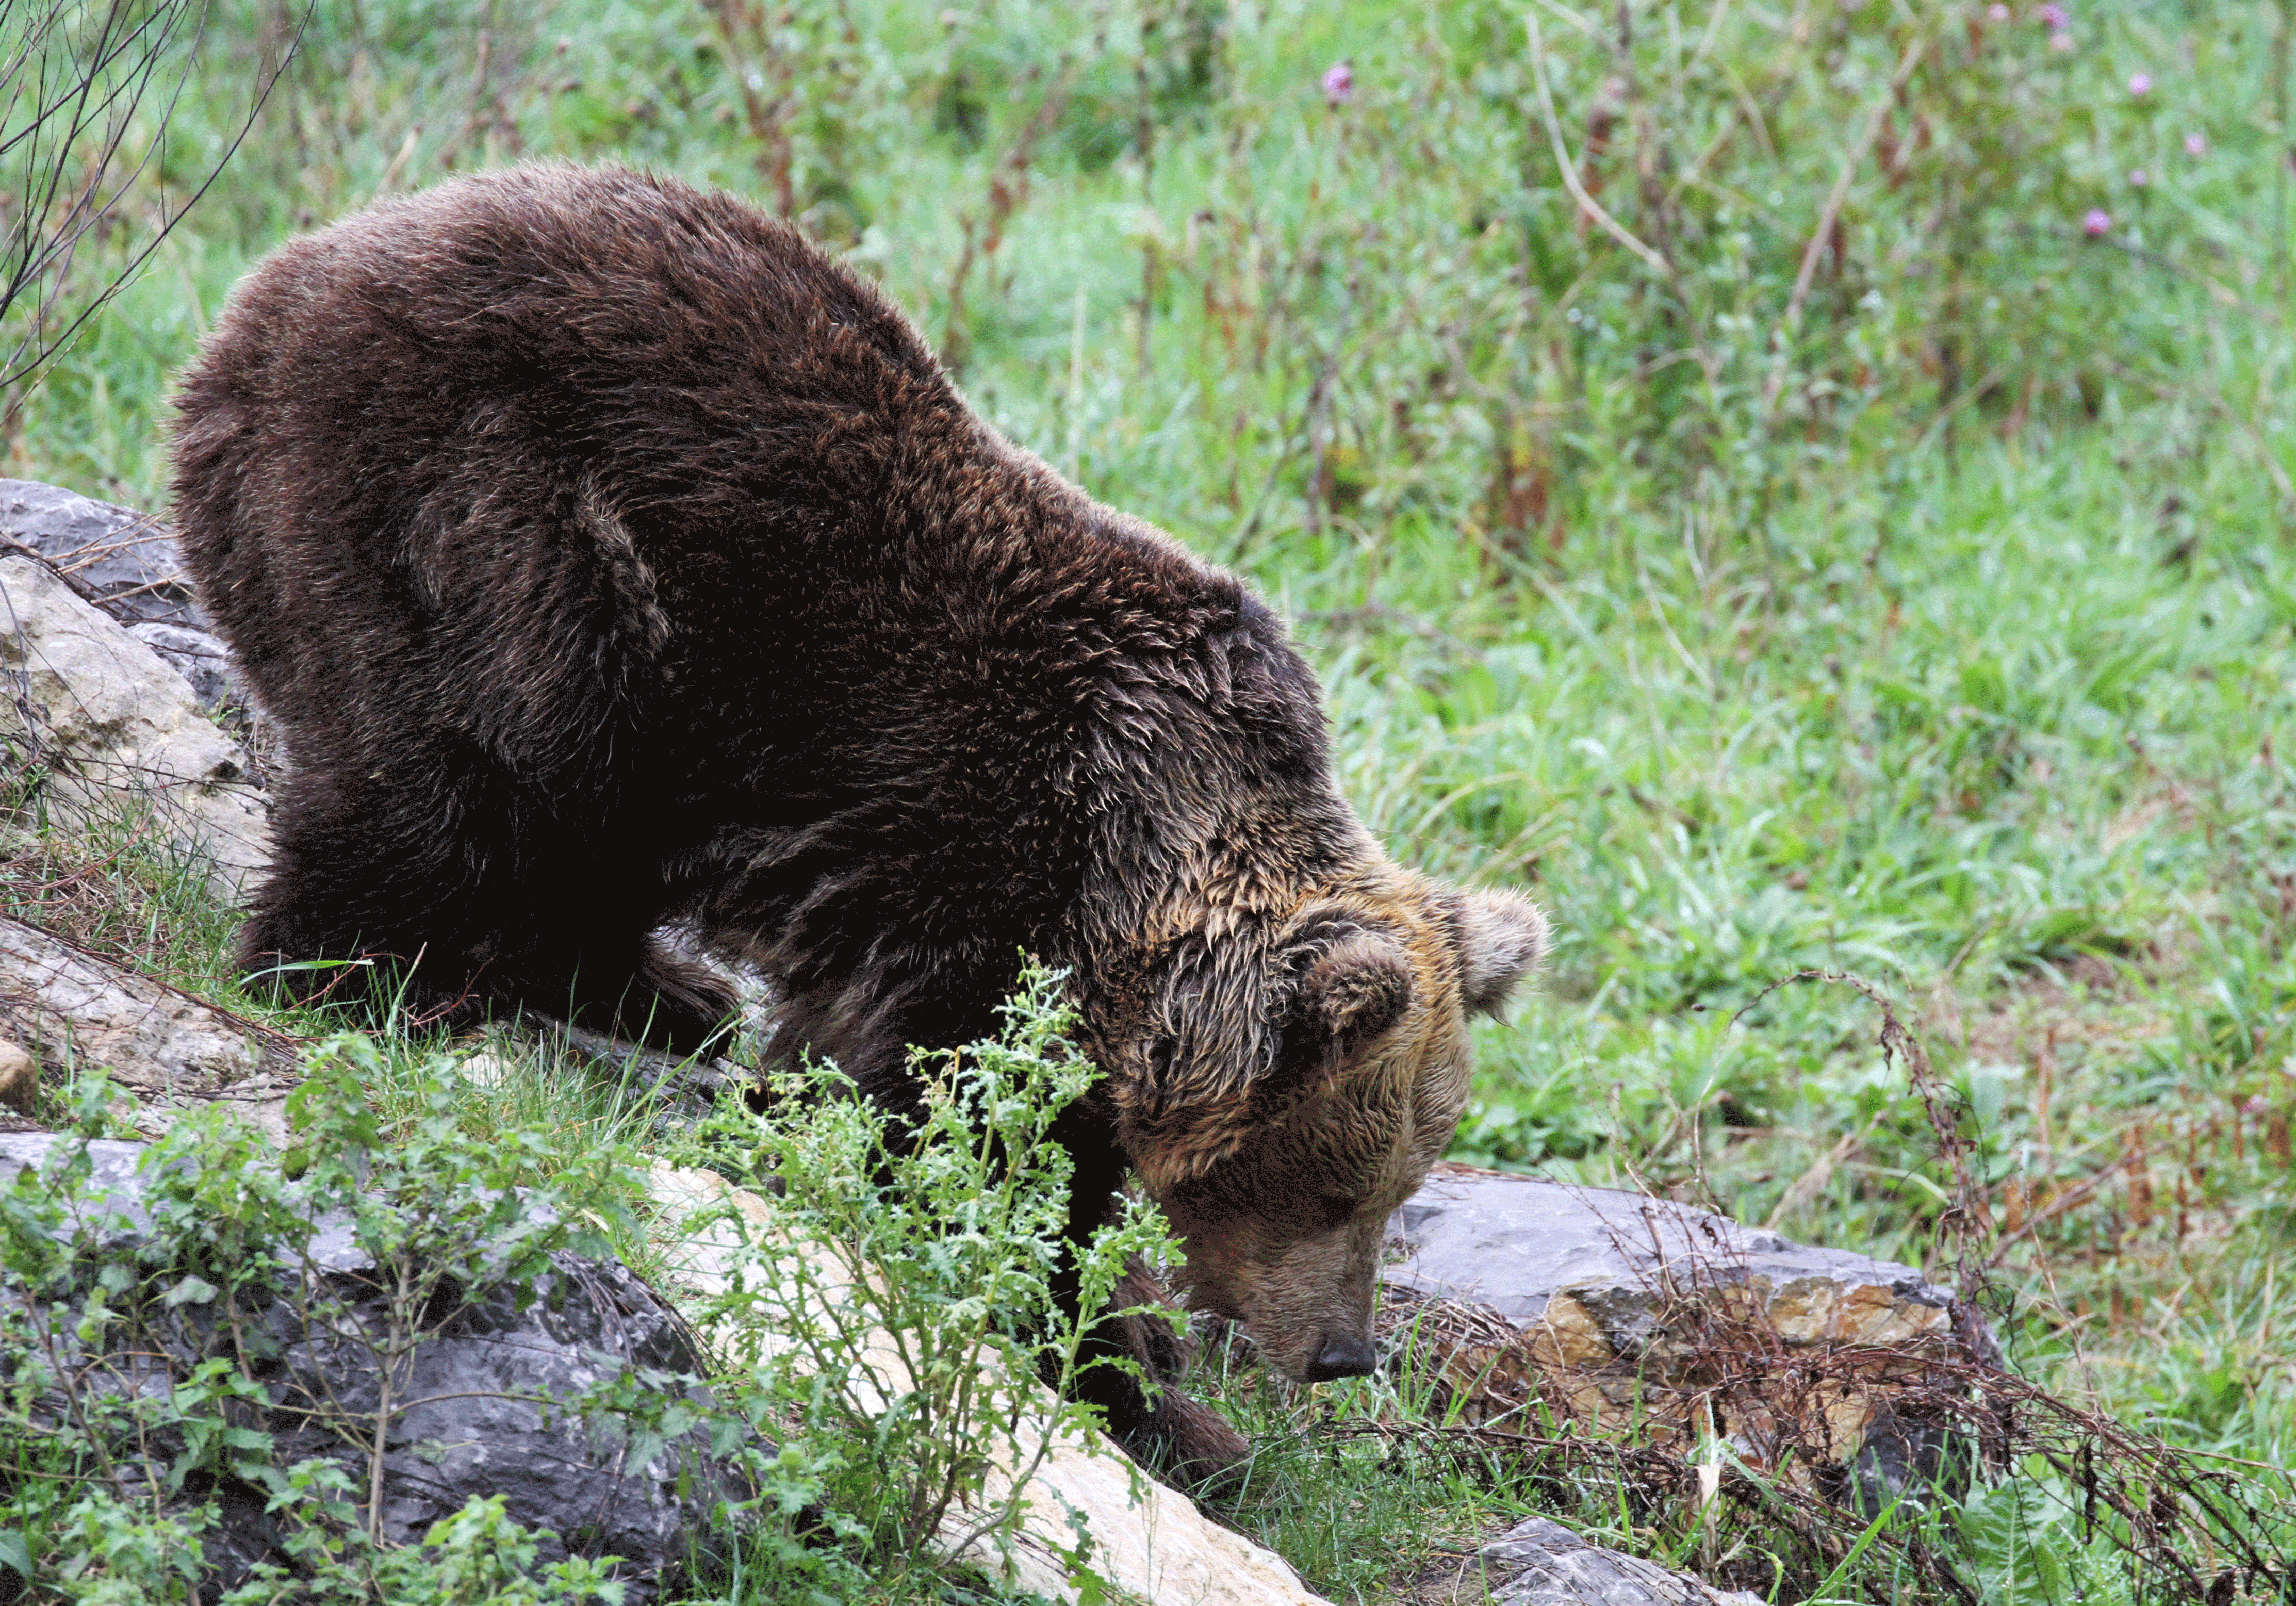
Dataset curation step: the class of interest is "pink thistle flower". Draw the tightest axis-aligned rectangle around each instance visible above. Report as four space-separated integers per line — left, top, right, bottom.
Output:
1988 2 2010 16
2128 167 2148 187
2128 71 2151 95
2082 208 2112 237
1320 60 1353 107
2185 132 2208 156
2037 2 2069 24
2050 28 2075 50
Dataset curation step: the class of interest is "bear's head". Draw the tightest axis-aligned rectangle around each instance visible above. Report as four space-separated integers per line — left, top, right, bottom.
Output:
1106 868 1548 1384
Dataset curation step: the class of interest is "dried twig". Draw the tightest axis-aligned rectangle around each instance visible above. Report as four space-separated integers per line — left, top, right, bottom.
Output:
1524 13 1669 275
940 56 1083 374
1731 966 1993 1299
1781 24 1929 330
1 0 306 389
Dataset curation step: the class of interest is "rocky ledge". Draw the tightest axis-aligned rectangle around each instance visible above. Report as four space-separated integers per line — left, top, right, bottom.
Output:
1379 1163 1995 1507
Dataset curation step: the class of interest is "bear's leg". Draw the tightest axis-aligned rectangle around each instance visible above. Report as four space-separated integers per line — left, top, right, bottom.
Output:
1084 1262 1252 1493
241 774 735 1053
514 929 740 1055
235 772 486 1023
1048 1108 1251 1493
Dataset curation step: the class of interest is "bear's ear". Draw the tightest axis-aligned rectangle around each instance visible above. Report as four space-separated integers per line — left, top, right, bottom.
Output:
1270 923 1414 1089
1448 889 1550 1018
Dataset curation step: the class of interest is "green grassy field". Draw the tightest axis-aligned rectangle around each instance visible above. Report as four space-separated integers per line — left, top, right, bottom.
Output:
6 0 2296 1599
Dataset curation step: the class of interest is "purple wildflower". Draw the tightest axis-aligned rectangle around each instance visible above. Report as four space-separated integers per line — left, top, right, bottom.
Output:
2037 2 2069 25
2185 132 2207 156
1321 60 1353 107
1988 2 2010 18
2082 208 2112 238
2128 71 2151 95
2128 168 2148 187
2049 28 2074 50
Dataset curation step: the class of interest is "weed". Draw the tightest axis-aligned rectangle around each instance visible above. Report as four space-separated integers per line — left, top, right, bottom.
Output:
662 964 1178 1601
0 1050 708 1602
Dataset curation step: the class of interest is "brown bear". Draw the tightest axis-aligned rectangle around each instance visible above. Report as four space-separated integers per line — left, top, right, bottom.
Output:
171 162 1548 1477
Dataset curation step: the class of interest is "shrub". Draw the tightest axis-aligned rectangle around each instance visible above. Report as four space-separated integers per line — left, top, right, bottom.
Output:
668 961 1182 1601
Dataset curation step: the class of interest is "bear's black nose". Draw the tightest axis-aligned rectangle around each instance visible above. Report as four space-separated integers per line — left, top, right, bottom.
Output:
1305 1333 1379 1382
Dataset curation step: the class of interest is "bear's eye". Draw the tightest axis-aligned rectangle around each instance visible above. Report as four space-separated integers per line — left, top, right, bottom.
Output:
1319 1193 1360 1225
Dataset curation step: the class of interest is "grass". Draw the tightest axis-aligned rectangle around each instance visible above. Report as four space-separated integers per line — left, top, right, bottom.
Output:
6 0 2296 1599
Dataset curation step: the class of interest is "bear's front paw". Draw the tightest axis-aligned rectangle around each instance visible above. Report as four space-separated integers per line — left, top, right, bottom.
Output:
1139 1388 1253 1498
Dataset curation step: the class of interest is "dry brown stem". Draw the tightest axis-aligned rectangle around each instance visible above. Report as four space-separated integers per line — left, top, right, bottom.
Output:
941 56 1082 374
1 0 303 389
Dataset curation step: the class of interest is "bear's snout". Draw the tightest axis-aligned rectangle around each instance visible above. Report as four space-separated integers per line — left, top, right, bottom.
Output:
1304 1332 1379 1382
1166 1205 1389 1384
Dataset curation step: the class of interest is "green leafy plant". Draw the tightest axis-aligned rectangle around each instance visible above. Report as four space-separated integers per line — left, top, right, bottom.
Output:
0 1039 725 1603
1 963 1183 1604
670 962 1180 1599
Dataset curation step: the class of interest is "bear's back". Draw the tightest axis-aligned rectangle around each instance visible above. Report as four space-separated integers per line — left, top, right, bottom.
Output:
174 166 1003 786
172 167 1326 893
184 162 945 473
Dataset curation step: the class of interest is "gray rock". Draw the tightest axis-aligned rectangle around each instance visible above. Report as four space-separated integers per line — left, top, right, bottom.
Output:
1847 1397 1973 1515
1428 1517 1762 1606
0 550 270 896
1380 1166 1996 1492
1386 1165 1971 1341
126 621 234 710
0 481 258 722
0 1132 752 1602
0 478 204 629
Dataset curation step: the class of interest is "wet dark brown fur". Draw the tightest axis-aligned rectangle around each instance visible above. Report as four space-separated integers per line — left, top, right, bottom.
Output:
172 163 1548 1479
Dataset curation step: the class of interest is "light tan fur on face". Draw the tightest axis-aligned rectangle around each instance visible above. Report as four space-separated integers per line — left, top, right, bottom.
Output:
1108 854 1545 1383
1156 989 1468 1379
